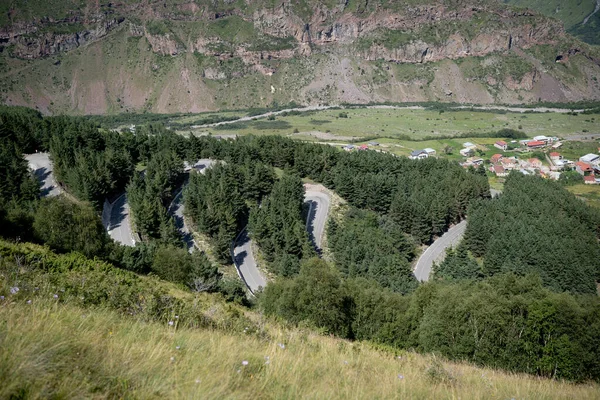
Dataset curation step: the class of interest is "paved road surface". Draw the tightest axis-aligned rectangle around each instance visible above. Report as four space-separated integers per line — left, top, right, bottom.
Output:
413 220 468 282
25 153 61 197
168 159 216 253
107 193 135 247
169 189 194 252
232 228 266 294
304 190 331 254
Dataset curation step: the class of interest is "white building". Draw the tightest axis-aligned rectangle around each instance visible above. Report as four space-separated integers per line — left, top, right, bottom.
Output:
460 148 474 157
579 153 600 165
423 148 436 156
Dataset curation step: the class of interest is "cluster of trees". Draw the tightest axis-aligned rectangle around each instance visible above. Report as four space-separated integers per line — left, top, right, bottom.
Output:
446 173 600 294
328 208 417 294
0 107 247 303
0 111 41 239
48 117 134 208
261 258 600 382
249 174 313 276
127 150 183 243
184 162 275 262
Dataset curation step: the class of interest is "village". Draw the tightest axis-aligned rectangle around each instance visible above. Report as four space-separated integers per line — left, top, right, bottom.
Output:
341 134 600 185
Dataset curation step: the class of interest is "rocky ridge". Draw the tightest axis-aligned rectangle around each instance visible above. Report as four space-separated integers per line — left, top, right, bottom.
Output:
0 0 598 113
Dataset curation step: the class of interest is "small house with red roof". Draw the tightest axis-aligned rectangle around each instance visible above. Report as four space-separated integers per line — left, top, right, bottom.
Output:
584 176 597 184
576 161 593 176
528 158 542 169
494 141 508 151
490 154 503 164
500 157 517 170
493 165 508 177
527 140 546 149
549 152 561 161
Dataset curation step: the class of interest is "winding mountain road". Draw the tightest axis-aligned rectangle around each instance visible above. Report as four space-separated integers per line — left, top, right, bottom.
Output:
232 186 332 294
167 159 216 253
106 193 135 247
304 187 331 253
25 153 61 197
413 220 468 282
232 228 266 294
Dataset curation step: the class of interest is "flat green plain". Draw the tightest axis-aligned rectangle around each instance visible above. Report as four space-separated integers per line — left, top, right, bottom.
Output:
179 108 598 142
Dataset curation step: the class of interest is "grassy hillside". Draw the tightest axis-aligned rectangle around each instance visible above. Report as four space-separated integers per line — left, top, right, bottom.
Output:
2 269 599 399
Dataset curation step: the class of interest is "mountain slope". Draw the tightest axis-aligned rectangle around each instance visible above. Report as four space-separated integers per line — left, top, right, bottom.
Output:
1 240 598 399
0 0 599 114
503 0 600 45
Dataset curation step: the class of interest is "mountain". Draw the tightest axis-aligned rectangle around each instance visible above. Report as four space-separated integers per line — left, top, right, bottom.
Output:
503 0 600 45
0 0 599 114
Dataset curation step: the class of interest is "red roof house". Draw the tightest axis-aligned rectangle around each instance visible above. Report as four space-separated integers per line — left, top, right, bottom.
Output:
584 176 596 184
491 154 503 164
528 158 542 168
527 140 546 149
549 152 561 160
493 165 508 177
576 161 593 176
494 141 508 151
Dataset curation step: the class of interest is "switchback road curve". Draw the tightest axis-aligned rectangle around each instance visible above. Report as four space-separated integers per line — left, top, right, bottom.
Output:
413 220 468 282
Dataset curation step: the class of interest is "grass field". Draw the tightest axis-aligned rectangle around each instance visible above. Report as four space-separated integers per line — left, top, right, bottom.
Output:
2 298 599 399
180 108 598 142
567 184 600 208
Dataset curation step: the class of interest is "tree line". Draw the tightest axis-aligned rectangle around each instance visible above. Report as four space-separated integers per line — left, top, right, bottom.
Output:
435 173 600 294
261 258 600 382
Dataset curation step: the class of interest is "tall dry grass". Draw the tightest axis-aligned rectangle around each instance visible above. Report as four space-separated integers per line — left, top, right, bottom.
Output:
1 297 598 399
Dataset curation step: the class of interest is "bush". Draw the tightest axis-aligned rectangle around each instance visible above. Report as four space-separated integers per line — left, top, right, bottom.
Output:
33 196 109 258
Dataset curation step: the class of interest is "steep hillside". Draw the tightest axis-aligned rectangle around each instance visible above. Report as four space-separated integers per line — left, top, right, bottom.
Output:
0 0 599 114
1 240 599 399
503 0 600 44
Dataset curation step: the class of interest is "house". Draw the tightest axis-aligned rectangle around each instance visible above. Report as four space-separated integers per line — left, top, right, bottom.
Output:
533 135 551 143
500 157 518 170
579 153 600 165
490 154 503 164
549 152 561 161
528 158 542 169
576 161 593 176
584 176 597 184
463 142 476 149
423 148 436 157
343 144 355 151
526 140 546 149
493 165 508 177
466 157 484 166
460 148 475 157
551 141 563 149
358 144 369 151
494 141 508 151
410 150 429 160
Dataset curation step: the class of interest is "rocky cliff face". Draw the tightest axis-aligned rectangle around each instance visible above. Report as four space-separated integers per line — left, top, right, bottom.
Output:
0 0 597 113
1 17 124 59
0 1 565 62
